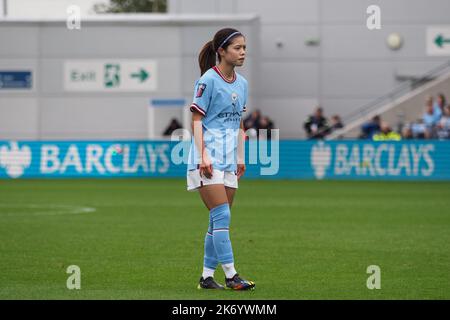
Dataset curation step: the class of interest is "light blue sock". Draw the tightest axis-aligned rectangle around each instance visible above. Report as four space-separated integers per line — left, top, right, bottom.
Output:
203 213 219 270
211 203 234 264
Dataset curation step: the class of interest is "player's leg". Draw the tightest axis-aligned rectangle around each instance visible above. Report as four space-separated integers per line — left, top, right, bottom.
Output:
199 184 255 290
198 184 228 210
197 184 228 289
225 186 236 208
199 184 235 276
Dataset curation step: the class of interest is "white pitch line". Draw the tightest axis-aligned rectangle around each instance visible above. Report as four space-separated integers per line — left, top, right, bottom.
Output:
0 204 96 217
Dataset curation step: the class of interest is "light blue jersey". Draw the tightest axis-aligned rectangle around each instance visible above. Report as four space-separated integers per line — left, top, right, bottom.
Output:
187 66 248 172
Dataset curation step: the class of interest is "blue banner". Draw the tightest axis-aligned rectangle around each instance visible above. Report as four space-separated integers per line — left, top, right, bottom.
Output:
0 71 32 89
0 140 449 180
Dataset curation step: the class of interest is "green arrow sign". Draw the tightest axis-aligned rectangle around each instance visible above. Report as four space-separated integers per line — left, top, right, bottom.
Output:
130 69 149 82
435 34 450 48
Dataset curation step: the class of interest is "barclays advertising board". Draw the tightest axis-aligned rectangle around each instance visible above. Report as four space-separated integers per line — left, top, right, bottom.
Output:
0 140 449 180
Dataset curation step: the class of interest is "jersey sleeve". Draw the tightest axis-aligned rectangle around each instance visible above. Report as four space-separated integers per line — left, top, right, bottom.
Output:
190 76 213 117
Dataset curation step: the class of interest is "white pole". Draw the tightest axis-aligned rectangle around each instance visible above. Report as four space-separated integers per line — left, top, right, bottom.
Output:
3 0 7 17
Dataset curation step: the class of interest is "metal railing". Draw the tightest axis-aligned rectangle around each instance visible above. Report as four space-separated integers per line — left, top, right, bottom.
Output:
324 60 450 140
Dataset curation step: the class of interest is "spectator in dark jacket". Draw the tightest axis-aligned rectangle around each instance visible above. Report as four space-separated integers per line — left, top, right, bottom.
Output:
243 109 261 131
257 116 275 139
360 115 381 139
304 107 330 139
330 114 344 132
163 118 182 136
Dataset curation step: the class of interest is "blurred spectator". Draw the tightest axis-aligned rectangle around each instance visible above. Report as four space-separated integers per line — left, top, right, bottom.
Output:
436 105 450 139
433 93 446 119
243 110 276 140
257 116 275 139
423 98 440 138
304 107 330 139
373 122 401 141
330 114 344 132
401 125 414 140
360 115 381 139
243 109 261 131
163 118 182 136
410 119 427 139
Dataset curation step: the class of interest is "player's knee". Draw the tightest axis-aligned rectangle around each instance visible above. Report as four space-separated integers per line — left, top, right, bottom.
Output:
210 203 231 229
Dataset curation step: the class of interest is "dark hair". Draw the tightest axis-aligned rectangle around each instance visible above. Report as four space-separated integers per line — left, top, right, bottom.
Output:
198 28 244 76
438 93 446 106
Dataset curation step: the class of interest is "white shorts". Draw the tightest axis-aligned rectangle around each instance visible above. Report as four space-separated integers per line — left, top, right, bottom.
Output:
187 169 238 192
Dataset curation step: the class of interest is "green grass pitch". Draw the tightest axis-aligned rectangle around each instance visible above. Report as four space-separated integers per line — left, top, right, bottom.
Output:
0 179 449 299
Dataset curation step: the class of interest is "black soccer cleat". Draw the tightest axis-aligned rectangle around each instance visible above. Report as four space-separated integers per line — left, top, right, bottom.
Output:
197 276 225 290
225 274 255 290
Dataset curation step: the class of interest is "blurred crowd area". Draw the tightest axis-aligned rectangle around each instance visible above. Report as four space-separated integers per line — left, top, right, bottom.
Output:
161 93 450 141
303 93 450 141
162 109 277 140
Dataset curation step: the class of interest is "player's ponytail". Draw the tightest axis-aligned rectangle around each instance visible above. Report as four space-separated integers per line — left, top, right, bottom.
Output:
198 28 244 76
198 40 216 76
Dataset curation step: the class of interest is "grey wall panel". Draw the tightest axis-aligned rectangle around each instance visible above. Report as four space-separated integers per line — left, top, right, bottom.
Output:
321 0 450 24
181 27 217 56
237 0 319 24
182 55 200 95
322 25 450 59
321 97 374 119
261 25 320 59
322 25 396 60
393 60 450 78
260 62 319 97
40 26 181 58
181 25 257 56
179 0 217 14
39 97 149 139
0 98 38 139
0 26 39 57
321 61 396 97
217 0 235 14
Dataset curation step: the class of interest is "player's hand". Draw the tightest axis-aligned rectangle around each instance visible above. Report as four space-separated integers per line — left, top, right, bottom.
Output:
200 154 213 179
236 164 246 180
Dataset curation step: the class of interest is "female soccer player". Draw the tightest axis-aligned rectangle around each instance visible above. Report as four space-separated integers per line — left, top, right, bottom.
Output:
187 28 255 290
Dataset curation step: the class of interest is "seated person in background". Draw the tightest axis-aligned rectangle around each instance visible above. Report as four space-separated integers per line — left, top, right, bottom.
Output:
423 99 440 138
373 121 401 141
360 115 381 139
401 125 414 140
436 105 450 139
411 119 426 139
304 107 330 139
162 118 182 136
257 116 275 139
243 109 261 131
330 114 344 132
243 109 262 139
433 93 446 119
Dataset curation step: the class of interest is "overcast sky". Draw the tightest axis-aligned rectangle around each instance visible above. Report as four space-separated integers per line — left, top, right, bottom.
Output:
1 0 110 17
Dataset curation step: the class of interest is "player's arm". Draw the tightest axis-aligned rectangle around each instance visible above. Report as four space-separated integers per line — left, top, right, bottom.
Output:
191 111 213 178
237 119 246 179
